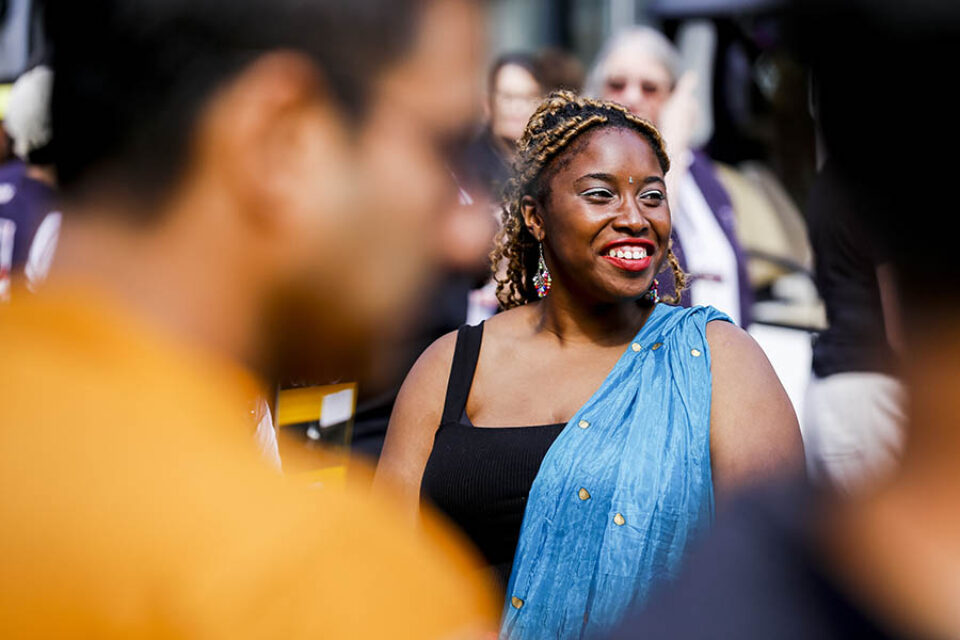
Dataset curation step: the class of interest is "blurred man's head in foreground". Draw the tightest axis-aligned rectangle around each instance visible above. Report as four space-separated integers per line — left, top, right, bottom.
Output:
48 0 483 380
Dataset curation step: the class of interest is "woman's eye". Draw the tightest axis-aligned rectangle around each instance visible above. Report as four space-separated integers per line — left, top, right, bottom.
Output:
581 188 614 199
639 189 665 203
605 79 627 93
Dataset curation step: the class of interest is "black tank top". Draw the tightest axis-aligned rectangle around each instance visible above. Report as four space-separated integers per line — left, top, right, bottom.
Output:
420 322 565 590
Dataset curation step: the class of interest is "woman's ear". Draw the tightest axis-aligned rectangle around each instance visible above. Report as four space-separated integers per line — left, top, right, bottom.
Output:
520 195 544 241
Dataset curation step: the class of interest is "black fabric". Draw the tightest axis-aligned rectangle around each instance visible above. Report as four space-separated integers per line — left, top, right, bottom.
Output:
439 323 484 424
421 322 564 590
609 479 908 640
807 161 897 377
455 126 513 203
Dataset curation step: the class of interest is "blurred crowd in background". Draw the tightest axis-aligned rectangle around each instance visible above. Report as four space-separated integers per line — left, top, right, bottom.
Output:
2 0 960 638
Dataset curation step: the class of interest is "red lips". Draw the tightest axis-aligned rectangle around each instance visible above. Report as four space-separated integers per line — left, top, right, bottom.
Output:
600 238 657 254
600 238 657 273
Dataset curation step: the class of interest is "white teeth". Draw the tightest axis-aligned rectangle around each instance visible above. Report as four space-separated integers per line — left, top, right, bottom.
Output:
607 246 650 260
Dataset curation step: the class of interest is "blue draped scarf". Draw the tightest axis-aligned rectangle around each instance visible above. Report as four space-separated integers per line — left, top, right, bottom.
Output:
501 304 731 639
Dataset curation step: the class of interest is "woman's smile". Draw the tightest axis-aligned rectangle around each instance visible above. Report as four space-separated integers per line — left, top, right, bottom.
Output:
601 238 657 272
518 126 672 303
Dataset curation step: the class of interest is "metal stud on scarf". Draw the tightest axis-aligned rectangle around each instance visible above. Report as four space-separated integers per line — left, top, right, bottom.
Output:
642 278 660 304
533 242 552 298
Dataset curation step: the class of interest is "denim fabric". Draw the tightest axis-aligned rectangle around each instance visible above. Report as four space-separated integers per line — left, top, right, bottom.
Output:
501 304 731 639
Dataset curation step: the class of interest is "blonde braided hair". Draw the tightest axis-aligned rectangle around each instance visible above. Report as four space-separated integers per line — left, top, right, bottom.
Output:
491 90 687 309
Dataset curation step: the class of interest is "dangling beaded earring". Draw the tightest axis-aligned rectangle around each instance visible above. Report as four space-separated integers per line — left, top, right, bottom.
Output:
642 279 660 304
533 242 552 298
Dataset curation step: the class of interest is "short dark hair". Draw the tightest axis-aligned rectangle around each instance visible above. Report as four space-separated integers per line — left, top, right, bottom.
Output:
47 0 424 213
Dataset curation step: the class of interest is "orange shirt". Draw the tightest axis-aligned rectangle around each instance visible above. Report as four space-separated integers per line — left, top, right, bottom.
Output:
0 289 497 638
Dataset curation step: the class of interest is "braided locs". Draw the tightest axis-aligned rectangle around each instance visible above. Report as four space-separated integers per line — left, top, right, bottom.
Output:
491 90 686 309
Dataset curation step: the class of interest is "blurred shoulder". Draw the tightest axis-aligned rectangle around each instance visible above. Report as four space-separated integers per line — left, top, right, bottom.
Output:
174 461 500 637
266 479 500 637
611 480 826 640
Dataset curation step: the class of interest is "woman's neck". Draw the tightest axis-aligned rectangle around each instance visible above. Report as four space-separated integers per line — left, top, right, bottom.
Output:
533 284 654 347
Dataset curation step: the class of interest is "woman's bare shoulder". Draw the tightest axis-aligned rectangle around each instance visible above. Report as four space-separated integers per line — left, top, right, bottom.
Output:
479 302 537 339
705 318 804 496
404 329 460 393
705 318 759 357
399 303 533 402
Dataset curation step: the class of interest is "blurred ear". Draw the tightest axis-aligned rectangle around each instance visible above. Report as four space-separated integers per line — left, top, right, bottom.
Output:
195 51 351 240
520 195 544 241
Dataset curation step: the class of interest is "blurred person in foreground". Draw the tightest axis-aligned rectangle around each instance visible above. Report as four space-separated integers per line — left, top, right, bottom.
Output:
352 56 555 463
586 27 752 327
350 190 499 459
0 0 499 636
458 53 544 202
0 65 61 301
378 92 802 638
609 3 960 638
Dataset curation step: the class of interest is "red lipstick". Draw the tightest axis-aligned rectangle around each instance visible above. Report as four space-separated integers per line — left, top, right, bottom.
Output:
600 238 657 273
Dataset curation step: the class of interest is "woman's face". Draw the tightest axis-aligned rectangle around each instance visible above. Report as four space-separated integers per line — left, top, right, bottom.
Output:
526 126 671 303
600 46 673 125
490 64 542 143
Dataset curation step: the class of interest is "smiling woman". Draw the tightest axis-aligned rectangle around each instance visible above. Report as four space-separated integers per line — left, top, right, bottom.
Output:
493 92 685 310
376 92 803 640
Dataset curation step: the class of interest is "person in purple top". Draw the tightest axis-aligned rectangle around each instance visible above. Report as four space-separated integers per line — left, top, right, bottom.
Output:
0 65 59 299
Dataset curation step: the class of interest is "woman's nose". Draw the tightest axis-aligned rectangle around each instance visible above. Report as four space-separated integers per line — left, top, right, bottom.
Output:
613 196 650 233
623 82 645 114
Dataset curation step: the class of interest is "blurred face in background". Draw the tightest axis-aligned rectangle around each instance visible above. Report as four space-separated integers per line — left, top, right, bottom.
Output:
263 0 484 381
490 63 542 143
600 45 673 125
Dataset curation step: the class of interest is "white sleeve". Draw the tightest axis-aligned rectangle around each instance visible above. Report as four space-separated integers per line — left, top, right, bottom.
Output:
25 211 61 292
254 397 283 471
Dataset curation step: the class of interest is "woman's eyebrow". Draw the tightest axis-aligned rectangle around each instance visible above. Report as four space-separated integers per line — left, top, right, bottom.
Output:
574 173 665 186
576 172 617 184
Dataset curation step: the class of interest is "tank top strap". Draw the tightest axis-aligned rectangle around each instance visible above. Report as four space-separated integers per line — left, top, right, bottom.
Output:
440 322 484 426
